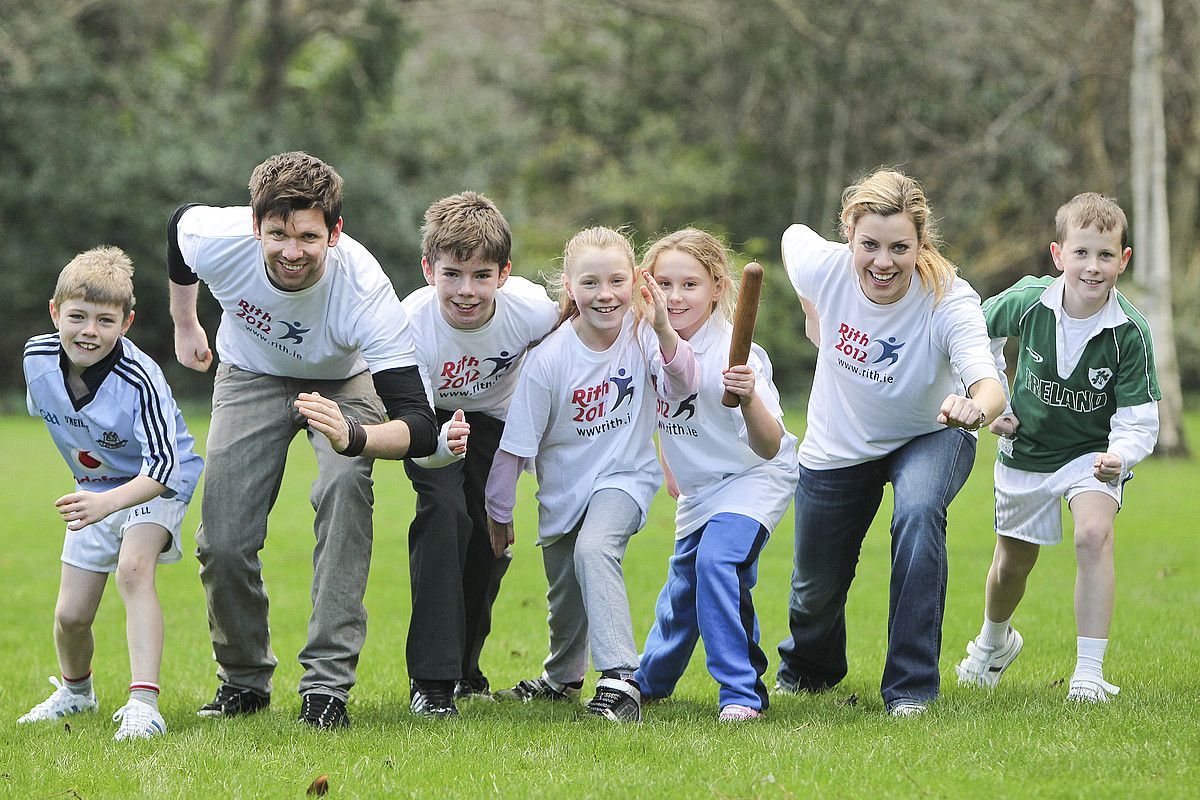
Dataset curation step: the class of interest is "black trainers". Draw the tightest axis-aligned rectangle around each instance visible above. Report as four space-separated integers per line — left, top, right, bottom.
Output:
453 674 493 700
197 684 270 718
299 692 349 729
410 680 459 718
496 676 582 703
585 677 642 722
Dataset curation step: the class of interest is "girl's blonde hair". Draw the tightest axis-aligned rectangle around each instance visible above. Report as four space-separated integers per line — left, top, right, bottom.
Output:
640 228 738 322
547 226 637 329
840 170 957 304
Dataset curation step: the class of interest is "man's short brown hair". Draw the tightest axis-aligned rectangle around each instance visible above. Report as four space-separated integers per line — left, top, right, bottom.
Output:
53 245 136 316
421 191 511 268
248 151 343 231
1055 192 1129 249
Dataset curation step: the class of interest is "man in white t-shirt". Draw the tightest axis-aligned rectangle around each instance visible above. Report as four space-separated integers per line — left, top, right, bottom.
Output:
400 192 557 718
167 152 438 729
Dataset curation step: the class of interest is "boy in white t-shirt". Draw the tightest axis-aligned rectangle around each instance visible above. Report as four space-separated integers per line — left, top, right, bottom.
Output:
20 247 203 740
955 193 1160 702
400 192 557 718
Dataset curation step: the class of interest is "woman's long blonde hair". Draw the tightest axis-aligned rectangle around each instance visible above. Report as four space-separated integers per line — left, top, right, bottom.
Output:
840 170 957 304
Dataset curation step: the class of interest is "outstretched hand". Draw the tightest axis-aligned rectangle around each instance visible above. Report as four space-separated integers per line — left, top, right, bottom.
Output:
55 490 116 531
295 392 351 452
640 270 672 337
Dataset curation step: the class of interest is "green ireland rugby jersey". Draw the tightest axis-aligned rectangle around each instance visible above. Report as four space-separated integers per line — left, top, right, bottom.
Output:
983 276 1160 472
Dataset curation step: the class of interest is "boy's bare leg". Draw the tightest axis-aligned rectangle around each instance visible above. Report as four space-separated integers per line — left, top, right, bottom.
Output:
984 535 1041 623
1069 492 1118 638
55 564 108 679
116 523 170 685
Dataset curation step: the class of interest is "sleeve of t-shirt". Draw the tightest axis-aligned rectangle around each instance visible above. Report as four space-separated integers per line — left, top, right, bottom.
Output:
1114 320 1162 407
119 360 186 494
353 284 420 374
781 224 846 306
167 203 204 285
934 279 1000 391
498 356 552 459
1108 401 1159 470
513 278 560 344
982 277 1040 339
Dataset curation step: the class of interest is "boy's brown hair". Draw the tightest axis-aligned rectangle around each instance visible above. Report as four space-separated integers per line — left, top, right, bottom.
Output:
248 151 343 231
421 191 511 268
1055 192 1129 249
53 245 136 316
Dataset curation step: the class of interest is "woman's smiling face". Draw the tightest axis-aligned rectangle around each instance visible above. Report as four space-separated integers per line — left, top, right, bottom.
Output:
848 212 919 305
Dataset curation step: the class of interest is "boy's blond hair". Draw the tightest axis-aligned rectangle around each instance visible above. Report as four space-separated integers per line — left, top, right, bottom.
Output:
1055 192 1129 249
421 191 512 268
248 151 343 231
53 245 136 316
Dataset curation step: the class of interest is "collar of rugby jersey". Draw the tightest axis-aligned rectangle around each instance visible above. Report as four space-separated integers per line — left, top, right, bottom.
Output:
1037 275 1128 333
58 337 125 411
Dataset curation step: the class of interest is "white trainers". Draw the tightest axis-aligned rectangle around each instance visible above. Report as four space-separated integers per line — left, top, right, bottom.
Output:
888 700 928 717
1067 675 1120 704
718 704 764 722
955 627 1024 688
17 676 98 723
112 699 166 740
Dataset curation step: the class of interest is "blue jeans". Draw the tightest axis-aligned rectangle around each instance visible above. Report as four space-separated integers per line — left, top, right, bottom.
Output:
636 514 771 710
777 427 977 707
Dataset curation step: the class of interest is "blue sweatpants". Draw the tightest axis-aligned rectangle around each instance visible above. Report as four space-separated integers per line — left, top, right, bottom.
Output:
635 513 770 710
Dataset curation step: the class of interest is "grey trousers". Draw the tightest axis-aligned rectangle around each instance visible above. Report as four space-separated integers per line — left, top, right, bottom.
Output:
196 364 385 700
541 489 642 685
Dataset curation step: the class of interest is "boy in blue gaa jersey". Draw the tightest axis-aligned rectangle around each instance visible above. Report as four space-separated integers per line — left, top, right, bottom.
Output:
955 193 1160 703
20 246 203 740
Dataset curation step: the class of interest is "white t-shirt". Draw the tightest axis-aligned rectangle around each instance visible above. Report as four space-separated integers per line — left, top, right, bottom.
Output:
499 313 661 542
402 276 558 419
782 224 998 469
176 205 417 380
647 316 799 539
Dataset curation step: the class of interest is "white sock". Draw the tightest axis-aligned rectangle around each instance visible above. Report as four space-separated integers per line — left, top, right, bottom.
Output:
1073 637 1108 680
64 672 93 696
129 682 160 710
979 615 1012 649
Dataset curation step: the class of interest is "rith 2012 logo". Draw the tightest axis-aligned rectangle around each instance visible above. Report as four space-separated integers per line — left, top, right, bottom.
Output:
835 323 905 367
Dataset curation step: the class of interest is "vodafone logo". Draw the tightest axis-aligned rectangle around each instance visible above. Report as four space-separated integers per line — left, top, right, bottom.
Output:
73 449 104 472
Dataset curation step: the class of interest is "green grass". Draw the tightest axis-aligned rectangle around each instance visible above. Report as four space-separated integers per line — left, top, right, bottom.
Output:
0 409 1197 798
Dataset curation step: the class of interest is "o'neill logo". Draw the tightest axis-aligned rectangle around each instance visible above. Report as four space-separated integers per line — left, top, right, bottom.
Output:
1088 367 1113 390
73 449 104 472
95 431 128 449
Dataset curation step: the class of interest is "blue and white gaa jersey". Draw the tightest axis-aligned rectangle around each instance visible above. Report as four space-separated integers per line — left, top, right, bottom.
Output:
24 334 203 501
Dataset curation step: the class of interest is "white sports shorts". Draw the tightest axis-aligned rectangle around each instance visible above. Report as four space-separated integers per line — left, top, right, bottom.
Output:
61 494 188 573
993 452 1126 546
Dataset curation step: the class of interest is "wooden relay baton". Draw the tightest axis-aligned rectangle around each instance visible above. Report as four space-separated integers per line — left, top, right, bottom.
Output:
721 262 764 408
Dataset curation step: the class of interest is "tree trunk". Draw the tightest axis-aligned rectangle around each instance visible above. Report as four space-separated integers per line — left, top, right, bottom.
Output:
1131 0 1189 456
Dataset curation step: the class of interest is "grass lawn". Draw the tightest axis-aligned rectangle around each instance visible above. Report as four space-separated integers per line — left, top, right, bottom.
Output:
0 408 1197 798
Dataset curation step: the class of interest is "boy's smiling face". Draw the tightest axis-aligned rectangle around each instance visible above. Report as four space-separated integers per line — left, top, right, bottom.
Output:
1051 224 1131 318
423 250 511 330
50 298 133 375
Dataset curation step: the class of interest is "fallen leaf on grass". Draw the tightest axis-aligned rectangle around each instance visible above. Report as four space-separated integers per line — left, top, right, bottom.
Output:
307 774 329 796
838 693 859 707
1049 678 1064 688
1157 566 1177 579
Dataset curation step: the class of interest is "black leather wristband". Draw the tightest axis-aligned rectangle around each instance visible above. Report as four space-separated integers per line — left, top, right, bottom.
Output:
341 415 368 457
